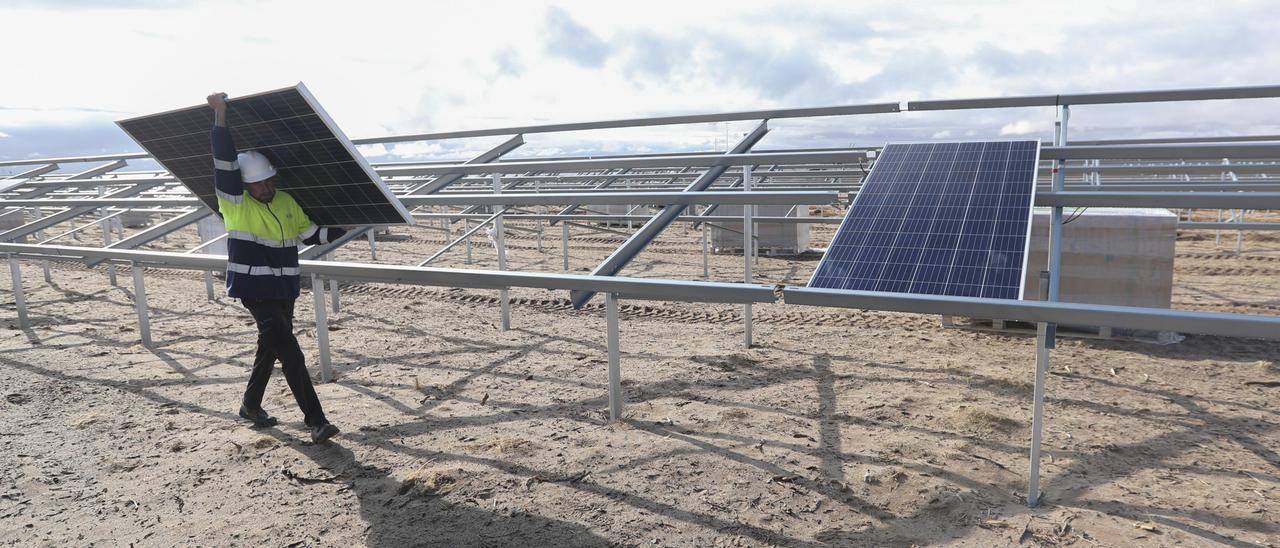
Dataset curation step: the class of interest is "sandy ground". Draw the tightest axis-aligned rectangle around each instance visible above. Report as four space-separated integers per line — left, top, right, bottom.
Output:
1 210 1279 547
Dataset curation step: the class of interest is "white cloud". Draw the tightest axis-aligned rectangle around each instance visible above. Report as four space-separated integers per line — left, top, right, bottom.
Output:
355 144 388 158
387 142 446 158
0 131 8 138
999 120 1039 135
0 107 123 128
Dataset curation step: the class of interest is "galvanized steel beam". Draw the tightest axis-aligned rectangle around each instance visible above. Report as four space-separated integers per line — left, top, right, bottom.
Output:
784 287 1280 340
569 121 771 309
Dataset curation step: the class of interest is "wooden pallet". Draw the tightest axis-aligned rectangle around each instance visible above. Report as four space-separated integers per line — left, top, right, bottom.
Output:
941 316 1183 344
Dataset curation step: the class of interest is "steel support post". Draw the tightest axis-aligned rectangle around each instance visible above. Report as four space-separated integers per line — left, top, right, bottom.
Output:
99 186 117 286
465 219 473 264
702 217 710 279
311 274 333 383
1028 271 1051 506
33 207 43 241
39 205 49 283
1216 209 1223 245
499 288 510 331
368 229 378 261
324 253 340 314
606 292 622 421
39 204 49 282
204 270 215 301
494 174 510 331
1050 106 1068 303
420 208 510 266
8 254 29 330
743 164 754 348
329 278 340 315
1029 105 1069 507
561 221 569 271
1236 210 1244 253
537 219 544 252
131 261 152 347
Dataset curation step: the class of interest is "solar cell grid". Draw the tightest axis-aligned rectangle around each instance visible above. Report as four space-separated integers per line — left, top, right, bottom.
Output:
116 83 413 226
808 140 1040 299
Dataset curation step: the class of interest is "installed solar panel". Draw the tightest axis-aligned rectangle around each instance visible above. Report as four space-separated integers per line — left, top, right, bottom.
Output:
808 140 1040 299
117 83 413 226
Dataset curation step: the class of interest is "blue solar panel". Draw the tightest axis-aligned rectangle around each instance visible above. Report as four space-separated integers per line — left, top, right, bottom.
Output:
117 84 414 226
808 140 1040 299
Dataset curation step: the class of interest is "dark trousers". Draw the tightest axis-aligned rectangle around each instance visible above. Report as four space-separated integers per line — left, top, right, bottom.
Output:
241 298 327 427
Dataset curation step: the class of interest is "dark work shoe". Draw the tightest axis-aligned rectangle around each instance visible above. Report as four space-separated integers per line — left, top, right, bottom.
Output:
311 423 339 443
238 405 278 427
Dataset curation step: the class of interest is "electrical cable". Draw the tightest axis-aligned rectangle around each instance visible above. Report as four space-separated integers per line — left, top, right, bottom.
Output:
1061 207 1088 225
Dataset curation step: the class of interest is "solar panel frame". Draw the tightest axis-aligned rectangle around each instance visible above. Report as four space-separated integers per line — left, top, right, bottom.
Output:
807 140 1041 299
116 82 415 227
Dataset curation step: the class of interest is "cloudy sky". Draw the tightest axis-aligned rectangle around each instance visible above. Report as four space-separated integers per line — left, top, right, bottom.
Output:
1 0 1278 173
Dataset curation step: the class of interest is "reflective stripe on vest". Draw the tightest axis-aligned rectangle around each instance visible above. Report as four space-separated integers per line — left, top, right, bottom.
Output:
216 189 243 204
227 262 301 276
227 230 299 248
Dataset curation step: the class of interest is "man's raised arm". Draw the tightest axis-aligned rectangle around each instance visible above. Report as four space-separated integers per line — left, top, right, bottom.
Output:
208 92 243 204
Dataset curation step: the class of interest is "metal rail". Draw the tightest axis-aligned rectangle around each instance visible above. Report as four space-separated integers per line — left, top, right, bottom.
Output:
349 102 900 144
0 152 148 168
3 84 1276 174
18 189 1280 210
412 213 839 224
7 242 1279 340
785 287 1280 340
0 191 839 209
1178 221 1280 231
1036 191 1280 209
1041 143 1280 160
570 121 771 308
907 84 1280 111
377 150 870 177
0 243 777 304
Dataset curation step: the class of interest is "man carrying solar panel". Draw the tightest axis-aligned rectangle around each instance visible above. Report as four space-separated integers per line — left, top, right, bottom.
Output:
207 92 344 444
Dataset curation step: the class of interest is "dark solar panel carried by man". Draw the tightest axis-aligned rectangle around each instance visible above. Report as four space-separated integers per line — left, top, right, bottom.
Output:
208 92 344 443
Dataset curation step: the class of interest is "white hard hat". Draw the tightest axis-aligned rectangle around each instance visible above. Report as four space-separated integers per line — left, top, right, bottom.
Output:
237 150 277 183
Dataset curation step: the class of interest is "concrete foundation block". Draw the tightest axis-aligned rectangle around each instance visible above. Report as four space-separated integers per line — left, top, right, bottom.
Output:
1024 207 1175 308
